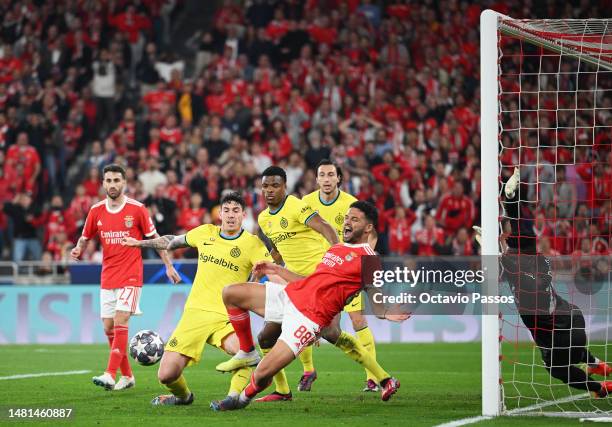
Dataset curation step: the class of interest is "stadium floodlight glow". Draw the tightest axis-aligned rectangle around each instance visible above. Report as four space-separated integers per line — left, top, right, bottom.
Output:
481 9 612 419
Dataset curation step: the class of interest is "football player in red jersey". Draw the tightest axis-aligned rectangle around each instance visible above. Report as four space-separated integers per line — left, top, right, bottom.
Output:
211 201 409 411
70 164 180 391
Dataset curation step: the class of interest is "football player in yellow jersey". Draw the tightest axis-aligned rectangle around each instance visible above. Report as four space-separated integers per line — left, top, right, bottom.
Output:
121 192 271 406
249 165 339 401
303 160 380 392
218 166 395 403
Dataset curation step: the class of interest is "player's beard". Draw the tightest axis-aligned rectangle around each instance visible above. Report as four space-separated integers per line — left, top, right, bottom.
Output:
106 188 123 200
345 227 364 244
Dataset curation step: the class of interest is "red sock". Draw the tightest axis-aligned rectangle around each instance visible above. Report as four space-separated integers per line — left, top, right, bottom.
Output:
106 325 128 377
105 331 114 347
244 372 271 399
106 330 133 377
227 307 254 352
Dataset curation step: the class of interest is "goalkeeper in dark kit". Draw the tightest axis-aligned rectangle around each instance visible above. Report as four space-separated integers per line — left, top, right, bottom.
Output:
474 167 612 397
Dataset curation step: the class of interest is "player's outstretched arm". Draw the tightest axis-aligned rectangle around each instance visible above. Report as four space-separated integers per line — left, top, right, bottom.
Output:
257 228 284 265
306 213 340 245
151 233 182 284
363 283 411 323
121 234 189 250
70 236 89 260
121 234 183 284
252 260 305 283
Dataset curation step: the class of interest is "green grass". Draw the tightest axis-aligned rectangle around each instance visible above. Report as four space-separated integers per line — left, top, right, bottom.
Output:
0 343 608 426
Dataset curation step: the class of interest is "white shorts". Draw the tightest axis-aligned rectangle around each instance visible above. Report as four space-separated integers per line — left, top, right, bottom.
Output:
264 282 321 356
100 287 143 319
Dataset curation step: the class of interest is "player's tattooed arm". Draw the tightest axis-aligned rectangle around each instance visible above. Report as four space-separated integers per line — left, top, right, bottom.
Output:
121 234 189 250
306 213 340 245
70 236 89 260
149 233 182 284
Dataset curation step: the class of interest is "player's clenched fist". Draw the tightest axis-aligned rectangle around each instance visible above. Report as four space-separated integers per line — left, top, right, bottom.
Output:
70 246 82 260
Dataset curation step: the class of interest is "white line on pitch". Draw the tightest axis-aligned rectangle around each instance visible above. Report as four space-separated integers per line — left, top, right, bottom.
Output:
0 370 92 380
505 392 590 415
433 415 493 427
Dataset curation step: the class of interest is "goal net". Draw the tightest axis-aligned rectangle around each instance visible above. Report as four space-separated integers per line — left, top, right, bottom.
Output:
481 10 612 418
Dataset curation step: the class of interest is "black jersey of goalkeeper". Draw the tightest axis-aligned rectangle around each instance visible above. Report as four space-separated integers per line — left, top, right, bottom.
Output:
500 252 573 333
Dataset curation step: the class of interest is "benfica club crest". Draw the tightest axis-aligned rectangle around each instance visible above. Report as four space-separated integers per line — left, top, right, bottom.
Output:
345 252 357 262
124 215 134 228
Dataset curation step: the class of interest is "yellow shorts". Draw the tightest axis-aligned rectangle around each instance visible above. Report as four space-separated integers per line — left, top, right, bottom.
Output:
343 292 363 313
165 308 234 365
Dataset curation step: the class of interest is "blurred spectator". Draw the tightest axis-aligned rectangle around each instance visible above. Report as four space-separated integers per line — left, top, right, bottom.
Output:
139 157 167 196
414 214 445 256
435 182 475 234
145 184 176 237
92 49 117 138
4 192 43 262
387 207 415 255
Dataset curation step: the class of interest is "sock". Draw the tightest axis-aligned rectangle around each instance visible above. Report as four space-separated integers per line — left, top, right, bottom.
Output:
299 345 315 372
261 347 290 394
244 372 272 399
228 367 251 397
106 330 133 378
227 307 254 352
355 327 377 380
335 331 389 383
106 325 128 377
163 374 191 400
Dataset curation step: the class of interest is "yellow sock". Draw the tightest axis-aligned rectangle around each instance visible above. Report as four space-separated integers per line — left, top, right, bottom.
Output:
335 331 389 383
298 345 315 372
261 347 291 394
228 367 251 397
356 327 377 380
163 374 190 399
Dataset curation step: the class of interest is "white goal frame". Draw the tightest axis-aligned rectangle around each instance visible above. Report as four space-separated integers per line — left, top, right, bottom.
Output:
480 8 502 417
480 8 612 418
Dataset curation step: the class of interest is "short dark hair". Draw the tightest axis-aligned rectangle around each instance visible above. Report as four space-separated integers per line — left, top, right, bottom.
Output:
262 166 287 183
316 159 343 184
102 164 126 179
350 200 378 229
220 191 246 210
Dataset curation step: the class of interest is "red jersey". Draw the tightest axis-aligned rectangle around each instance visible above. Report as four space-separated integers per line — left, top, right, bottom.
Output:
285 243 376 327
5 144 40 180
82 197 156 289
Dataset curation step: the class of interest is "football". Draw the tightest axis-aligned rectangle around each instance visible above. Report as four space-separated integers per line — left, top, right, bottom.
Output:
129 330 165 366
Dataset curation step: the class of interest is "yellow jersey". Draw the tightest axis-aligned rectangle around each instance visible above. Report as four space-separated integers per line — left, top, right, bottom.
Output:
258 194 326 276
184 224 271 314
302 190 357 243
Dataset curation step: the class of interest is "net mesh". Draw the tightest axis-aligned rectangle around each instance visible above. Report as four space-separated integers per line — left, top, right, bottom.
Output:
497 17 612 416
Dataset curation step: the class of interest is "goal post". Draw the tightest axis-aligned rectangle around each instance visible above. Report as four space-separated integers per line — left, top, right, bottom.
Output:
480 9 612 418
480 8 502 418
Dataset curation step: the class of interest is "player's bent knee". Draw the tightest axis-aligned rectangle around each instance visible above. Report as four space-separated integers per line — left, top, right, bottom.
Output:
221 332 239 355
113 310 131 325
258 326 281 349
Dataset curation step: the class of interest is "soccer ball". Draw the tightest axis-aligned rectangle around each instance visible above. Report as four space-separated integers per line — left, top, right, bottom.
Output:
129 330 164 366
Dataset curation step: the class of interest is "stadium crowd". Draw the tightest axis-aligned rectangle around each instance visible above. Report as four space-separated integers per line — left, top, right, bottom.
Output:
0 0 609 268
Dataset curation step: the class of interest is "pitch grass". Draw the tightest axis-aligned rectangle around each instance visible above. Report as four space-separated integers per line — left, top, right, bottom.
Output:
0 343 605 426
